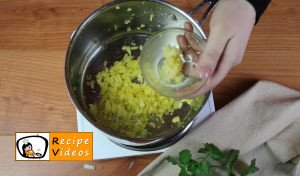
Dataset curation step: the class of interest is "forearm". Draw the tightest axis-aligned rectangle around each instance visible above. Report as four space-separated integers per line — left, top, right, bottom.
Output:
246 0 272 23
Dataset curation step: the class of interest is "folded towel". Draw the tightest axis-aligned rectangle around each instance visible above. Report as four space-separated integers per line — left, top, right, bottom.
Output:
139 81 300 176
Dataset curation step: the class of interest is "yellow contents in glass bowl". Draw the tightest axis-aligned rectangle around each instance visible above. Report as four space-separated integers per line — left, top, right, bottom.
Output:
159 45 185 84
89 51 192 138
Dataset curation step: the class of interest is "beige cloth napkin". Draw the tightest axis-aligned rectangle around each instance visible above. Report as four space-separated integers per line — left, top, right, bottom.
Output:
139 81 300 176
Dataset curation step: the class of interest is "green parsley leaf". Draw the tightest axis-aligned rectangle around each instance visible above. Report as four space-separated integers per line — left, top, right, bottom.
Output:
225 149 240 174
165 143 258 176
198 143 224 160
166 156 178 165
187 159 197 173
193 160 211 176
240 159 259 176
179 149 192 165
179 168 189 176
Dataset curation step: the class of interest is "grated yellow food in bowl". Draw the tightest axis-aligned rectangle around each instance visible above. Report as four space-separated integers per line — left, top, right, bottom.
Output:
159 44 185 84
89 48 194 138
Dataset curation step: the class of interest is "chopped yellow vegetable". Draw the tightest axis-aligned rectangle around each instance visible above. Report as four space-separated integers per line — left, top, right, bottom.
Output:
103 61 108 67
172 116 181 123
86 80 95 89
114 24 118 31
121 45 138 55
91 49 192 138
150 13 154 21
159 45 185 84
131 46 139 50
124 19 131 24
121 46 132 56
89 104 98 117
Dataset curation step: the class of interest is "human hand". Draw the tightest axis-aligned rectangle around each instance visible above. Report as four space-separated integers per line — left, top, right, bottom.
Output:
182 0 256 98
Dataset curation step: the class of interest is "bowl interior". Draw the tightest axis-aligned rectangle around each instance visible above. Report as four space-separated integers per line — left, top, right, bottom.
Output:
140 28 207 98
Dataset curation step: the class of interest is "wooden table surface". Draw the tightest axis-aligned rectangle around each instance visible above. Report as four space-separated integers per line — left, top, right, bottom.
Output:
0 0 299 175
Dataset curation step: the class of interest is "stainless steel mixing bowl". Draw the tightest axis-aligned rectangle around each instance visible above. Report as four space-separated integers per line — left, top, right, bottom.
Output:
65 0 216 151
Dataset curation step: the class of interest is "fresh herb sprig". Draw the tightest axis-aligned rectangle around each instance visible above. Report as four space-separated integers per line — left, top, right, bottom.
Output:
166 143 258 176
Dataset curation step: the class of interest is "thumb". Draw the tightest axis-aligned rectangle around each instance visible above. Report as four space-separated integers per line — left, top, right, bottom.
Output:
185 27 230 79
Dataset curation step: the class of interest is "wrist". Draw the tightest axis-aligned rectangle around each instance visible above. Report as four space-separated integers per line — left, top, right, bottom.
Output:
246 0 272 24
238 0 257 26
211 0 256 29
240 0 257 25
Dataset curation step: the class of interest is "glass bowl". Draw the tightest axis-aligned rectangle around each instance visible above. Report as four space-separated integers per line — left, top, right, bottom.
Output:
140 28 207 98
